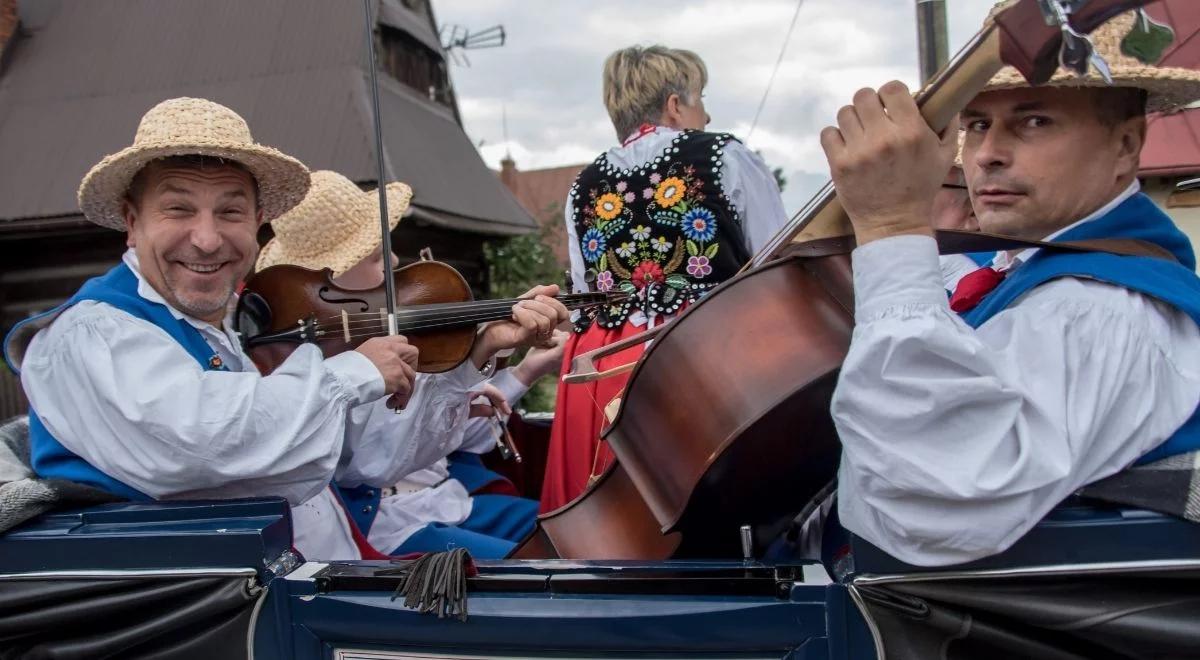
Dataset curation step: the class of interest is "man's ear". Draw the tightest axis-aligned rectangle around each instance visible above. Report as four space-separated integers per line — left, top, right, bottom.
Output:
1115 115 1147 177
256 207 265 226
122 198 138 248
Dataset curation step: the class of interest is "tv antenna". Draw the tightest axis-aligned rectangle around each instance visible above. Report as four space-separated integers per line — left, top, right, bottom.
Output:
440 24 506 66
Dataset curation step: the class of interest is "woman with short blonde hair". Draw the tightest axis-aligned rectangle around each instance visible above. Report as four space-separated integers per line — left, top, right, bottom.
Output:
602 46 708 141
541 45 791 512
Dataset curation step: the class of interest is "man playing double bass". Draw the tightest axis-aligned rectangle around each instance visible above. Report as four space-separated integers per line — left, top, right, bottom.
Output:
821 10 1200 566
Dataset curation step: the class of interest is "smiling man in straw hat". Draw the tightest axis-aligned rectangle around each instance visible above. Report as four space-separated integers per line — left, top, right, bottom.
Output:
256 169 569 557
818 7 1200 566
4 98 441 560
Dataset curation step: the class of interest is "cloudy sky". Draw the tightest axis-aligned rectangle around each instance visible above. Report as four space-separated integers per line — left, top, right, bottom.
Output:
433 0 999 214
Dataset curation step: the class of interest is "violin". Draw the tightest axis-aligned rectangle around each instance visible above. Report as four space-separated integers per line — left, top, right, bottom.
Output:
235 260 621 375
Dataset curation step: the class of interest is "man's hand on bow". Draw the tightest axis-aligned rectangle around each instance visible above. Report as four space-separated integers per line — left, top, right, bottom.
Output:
356 335 419 410
819 81 958 245
468 382 512 419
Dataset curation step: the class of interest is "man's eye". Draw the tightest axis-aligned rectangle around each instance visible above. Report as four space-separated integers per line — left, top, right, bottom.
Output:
1022 116 1050 128
966 120 989 132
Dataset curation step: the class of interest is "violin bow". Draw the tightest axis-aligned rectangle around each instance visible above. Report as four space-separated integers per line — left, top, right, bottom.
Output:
362 0 399 339
562 0 1158 384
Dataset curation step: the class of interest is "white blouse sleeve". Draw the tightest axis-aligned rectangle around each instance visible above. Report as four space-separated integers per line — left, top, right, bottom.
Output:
336 360 486 486
564 189 590 293
20 303 384 505
718 141 791 255
832 235 1200 566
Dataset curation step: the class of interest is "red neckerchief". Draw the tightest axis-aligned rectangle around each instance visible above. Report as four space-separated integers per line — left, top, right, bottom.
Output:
622 123 659 146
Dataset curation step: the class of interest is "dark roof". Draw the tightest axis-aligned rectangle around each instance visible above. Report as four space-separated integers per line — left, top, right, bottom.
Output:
0 0 534 235
1140 0 1200 177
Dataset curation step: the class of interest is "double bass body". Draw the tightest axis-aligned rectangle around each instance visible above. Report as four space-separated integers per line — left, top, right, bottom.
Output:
516 253 852 559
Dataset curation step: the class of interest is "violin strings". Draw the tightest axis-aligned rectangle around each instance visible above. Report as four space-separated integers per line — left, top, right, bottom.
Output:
309 293 624 324
311 308 577 339
310 299 619 332
308 295 627 330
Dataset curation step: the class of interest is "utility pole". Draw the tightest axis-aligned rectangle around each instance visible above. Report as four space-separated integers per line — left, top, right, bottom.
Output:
915 0 949 84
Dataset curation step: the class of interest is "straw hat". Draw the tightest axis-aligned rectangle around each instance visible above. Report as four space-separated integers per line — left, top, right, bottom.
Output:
982 4 1200 113
78 97 310 231
255 170 413 276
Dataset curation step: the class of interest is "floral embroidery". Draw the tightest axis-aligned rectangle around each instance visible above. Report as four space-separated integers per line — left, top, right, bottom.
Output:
681 207 717 242
686 255 712 277
596 270 614 291
631 261 664 289
570 131 745 329
654 177 686 208
581 227 605 262
595 193 623 221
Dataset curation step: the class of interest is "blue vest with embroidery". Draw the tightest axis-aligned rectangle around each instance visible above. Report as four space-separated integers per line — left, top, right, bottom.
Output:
5 262 229 500
959 193 1200 464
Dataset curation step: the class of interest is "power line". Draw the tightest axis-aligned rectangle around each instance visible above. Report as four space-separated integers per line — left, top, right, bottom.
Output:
747 0 807 142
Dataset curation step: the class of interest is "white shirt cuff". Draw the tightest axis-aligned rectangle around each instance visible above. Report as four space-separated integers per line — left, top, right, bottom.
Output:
489 367 530 404
851 234 949 321
325 350 387 404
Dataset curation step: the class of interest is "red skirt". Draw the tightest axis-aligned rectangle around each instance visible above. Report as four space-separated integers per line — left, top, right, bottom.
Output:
538 319 648 513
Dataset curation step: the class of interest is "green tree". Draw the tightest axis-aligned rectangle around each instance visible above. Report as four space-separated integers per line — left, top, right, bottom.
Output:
483 220 566 412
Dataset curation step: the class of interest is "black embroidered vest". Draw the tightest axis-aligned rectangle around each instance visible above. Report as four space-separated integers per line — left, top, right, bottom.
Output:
569 130 750 330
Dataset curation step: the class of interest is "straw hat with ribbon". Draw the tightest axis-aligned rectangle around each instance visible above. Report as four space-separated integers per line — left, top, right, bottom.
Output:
78 97 311 231
256 170 413 276
982 4 1200 113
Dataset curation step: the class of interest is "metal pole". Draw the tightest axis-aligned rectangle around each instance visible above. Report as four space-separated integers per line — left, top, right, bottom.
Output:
916 0 949 85
362 0 398 336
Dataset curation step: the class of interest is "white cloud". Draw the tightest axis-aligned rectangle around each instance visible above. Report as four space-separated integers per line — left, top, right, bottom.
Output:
436 0 1001 214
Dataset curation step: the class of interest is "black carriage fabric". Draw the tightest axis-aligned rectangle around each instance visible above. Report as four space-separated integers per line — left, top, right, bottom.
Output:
0 574 261 659
854 569 1200 660
1081 449 1200 525
568 130 750 330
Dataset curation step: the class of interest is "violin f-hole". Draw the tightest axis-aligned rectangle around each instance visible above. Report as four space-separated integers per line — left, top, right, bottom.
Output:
318 286 370 312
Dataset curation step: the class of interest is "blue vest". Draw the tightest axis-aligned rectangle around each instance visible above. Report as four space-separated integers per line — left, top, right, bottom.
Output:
4 262 229 500
960 193 1200 464
335 483 383 534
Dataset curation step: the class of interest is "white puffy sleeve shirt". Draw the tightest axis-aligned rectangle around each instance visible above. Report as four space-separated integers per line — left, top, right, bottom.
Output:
833 235 1200 566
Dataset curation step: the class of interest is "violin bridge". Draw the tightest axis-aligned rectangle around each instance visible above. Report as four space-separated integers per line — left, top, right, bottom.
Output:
341 309 351 343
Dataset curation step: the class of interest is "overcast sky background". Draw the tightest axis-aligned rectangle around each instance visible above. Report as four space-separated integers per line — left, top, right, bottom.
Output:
433 0 999 214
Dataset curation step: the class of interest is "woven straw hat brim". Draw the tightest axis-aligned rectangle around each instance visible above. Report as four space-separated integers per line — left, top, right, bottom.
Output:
77 141 311 231
982 66 1200 114
980 8 1200 113
256 182 412 277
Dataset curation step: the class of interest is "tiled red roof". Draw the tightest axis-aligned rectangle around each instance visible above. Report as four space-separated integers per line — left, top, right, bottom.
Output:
1140 1 1200 177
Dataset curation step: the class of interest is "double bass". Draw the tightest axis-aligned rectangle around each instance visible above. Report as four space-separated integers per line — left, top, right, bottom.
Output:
513 0 1159 560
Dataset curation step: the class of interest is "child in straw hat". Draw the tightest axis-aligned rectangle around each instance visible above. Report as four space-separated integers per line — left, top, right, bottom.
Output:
4 98 479 560
819 7 1200 567
257 169 569 557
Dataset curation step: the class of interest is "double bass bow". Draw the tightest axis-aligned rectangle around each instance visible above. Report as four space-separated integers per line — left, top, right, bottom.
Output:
515 0 1160 560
